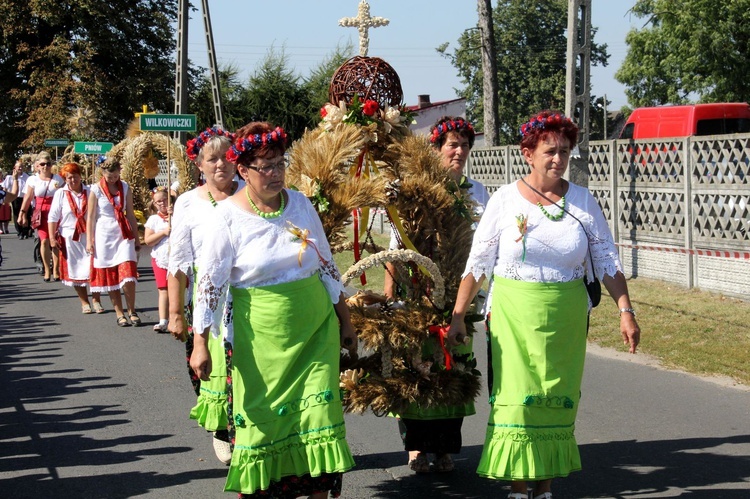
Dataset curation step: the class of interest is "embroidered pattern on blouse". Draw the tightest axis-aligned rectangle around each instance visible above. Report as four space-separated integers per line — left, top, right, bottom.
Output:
462 232 501 282
197 272 226 314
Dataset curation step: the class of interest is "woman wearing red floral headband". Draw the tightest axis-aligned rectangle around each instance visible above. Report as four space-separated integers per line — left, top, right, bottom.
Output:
384 115 490 474
167 126 240 465
449 110 640 499
191 121 356 498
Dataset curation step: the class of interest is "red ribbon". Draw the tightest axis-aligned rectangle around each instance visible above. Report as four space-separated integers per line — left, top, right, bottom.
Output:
65 189 87 242
428 325 452 371
99 177 134 240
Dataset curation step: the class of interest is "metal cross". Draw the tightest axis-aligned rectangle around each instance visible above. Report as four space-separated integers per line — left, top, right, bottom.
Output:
339 1 389 57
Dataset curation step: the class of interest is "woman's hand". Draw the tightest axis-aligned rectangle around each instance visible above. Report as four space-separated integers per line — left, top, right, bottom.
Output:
86 242 95 258
620 313 640 354
447 314 468 347
340 321 358 359
163 226 171 237
190 333 212 381
17 211 27 226
168 312 188 342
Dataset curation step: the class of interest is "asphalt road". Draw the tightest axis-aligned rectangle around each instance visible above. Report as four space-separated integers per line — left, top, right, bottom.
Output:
1 233 749 498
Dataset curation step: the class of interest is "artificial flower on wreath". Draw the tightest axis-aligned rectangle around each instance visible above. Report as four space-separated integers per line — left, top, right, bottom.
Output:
319 95 415 138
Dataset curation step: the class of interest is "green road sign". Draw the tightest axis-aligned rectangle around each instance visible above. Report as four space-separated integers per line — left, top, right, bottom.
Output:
73 142 114 154
139 113 197 132
44 139 69 147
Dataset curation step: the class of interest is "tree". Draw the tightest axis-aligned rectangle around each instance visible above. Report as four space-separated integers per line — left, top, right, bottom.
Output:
478 0 499 146
242 47 313 141
615 0 750 107
303 42 355 124
0 0 176 159
438 0 609 145
190 63 254 132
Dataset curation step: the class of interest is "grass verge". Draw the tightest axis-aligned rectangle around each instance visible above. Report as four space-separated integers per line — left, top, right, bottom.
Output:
589 277 750 386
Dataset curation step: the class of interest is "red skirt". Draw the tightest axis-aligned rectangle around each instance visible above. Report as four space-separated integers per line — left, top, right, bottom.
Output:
0 203 11 222
89 260 138 293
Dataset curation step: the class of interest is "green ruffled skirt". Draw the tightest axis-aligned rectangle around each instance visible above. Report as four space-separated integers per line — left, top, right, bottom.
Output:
225 273 354 494
189 264 229 431
477 276 588 481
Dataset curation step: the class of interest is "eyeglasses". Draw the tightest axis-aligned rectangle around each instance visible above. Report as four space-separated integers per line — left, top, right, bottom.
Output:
246 159 288 175
38 162 51 166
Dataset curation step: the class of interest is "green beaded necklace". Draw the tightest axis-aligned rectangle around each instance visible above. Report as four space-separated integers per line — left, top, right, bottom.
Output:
207 190 217 207
246 187 285 219
537 196 565 221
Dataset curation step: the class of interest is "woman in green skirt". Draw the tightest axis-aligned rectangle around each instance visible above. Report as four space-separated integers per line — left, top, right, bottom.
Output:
448 110 641 499
191 122 357 498
168 127 239 465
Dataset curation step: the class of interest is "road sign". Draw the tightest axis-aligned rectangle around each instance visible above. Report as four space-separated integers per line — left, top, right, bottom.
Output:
73 142 114 154
139 113 197 132
44 139 69 147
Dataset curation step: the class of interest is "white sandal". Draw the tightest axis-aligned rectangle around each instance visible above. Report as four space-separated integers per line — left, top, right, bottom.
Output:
508 493 528 499
533 493 552 499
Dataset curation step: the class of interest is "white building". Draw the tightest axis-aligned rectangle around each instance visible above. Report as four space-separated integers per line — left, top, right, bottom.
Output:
406 95 484 146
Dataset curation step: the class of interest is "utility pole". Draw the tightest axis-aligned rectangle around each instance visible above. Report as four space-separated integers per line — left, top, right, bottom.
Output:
174 0 190 144
564 0 592 186
602 93 607 139
202 0 224 129
478 0 498 146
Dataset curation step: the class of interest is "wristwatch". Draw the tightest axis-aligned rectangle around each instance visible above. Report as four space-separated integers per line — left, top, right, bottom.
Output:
619 307 636 317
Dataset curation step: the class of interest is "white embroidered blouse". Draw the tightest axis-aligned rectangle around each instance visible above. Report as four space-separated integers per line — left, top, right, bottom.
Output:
193 189 344 343
168 187 243 277
463 181 622 311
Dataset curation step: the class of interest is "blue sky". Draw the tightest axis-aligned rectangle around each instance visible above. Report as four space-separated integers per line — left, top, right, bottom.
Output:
186 1 638 110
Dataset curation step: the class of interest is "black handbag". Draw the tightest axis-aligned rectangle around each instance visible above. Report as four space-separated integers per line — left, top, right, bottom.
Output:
520 178 602 307
584 265 602 308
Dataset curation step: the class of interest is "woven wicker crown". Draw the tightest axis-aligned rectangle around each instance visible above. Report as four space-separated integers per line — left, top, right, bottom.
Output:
328 56 403 109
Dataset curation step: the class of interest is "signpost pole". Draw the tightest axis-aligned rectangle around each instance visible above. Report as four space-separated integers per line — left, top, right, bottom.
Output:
167 142 172 222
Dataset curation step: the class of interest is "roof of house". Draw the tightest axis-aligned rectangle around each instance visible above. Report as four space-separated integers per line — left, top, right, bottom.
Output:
405 97 465 112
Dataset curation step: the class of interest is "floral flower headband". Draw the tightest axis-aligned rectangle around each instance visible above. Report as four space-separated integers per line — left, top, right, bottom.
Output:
430 118 474 144
519 113 573 137
185 127 235 161
226 126 287 164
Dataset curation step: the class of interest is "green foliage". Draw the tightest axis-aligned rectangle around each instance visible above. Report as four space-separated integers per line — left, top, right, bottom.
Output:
189 63 255 132
304 42 355 122
242 47 316 141
439 0 609 145
616 0 750 106
0 0 176 159
188 44 355 141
